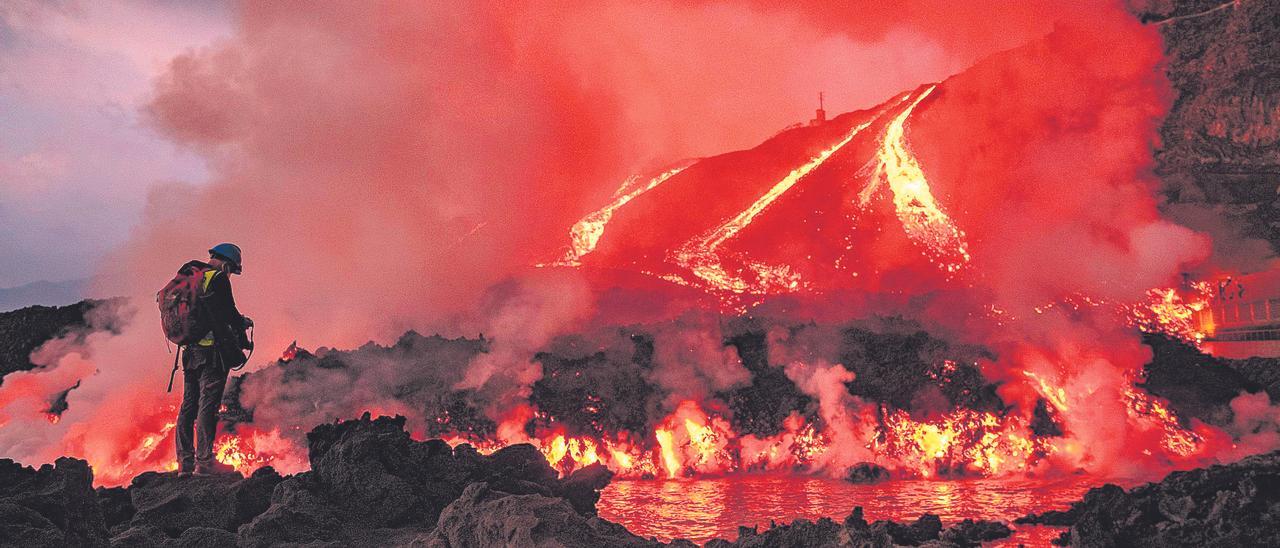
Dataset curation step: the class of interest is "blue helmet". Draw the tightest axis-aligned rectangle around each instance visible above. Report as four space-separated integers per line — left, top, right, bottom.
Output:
209 243 243 274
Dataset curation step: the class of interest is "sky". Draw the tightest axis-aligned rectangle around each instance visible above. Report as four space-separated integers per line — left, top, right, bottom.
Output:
0 0 230 287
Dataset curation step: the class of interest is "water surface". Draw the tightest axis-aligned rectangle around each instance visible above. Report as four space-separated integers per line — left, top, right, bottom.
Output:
599 475 1126 546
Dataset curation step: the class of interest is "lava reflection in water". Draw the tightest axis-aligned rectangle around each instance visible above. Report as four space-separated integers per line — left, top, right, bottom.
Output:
599 475 1129 546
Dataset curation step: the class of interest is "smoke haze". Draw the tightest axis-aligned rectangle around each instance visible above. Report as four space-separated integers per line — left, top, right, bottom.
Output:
2 0 1269 485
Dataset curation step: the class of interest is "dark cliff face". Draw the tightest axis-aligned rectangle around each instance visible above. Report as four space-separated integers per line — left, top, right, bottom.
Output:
0 299 120 381
1139 0 1280 261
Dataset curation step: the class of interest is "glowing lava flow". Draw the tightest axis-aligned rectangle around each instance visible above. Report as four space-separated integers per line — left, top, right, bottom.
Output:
180 377 1216 486
671 100 901 295
1125 284 1214 346
498 379 1211 482
876 407 1045 477
1122 386 1205 457
554 166 690 266
654 429 681 478
127 421 177 473
1023 370 1069 412
84 406 183 485
215 434 271 474
1022 283 1213 347
209 426 317 477
859 85 970 273
544 86 972 298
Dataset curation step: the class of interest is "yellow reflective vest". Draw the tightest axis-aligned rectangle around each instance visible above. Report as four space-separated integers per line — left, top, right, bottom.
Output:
197 270 219 347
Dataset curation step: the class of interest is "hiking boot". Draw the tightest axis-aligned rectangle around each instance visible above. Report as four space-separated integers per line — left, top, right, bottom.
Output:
194 460 237 476
177 461 195 477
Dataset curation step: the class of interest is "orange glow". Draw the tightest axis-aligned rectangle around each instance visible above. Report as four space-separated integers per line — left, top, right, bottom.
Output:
214 433 275 475
684 418 720 469
609 448 634 469
52 289 1226 487
73 377 1219 486
546 434 568 467
655 429 680 479
876 407 1045 477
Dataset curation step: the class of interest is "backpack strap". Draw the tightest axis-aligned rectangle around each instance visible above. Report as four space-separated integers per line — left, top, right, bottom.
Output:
167 346 182 393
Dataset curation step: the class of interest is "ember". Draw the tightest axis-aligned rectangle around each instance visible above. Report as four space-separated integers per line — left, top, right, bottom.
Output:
279 340 298 362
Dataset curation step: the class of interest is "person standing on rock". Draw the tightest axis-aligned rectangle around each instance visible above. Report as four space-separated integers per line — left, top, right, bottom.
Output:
159 243 254 476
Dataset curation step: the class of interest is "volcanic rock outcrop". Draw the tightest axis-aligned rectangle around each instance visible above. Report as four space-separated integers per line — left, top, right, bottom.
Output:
111 467 282 545
227 332 493 439
227 321 1005 455
427 482 655 547
1020 449 1280 547
0 457 108 547
1139 333 1270 425
238 413 635 547
0 299 116 381
844 462 891 484
1139 0 1280 255
1 414 644 547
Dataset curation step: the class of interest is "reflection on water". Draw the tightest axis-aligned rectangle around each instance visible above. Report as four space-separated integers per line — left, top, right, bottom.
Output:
599 475 1124 546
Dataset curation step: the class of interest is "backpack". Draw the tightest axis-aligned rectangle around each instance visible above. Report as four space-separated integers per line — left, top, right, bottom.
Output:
157 261 215 346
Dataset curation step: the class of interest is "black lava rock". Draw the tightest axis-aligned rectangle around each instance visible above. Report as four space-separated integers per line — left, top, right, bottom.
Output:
845 461 891 484
1034 450 1280 547
705 506 1010 547
111 466 281 545
0 457 108 547
239 413 623 546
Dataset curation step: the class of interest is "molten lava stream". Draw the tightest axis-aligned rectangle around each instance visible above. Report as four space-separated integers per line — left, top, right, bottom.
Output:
858 85 969 274
670 99 900 296
552 165 690 266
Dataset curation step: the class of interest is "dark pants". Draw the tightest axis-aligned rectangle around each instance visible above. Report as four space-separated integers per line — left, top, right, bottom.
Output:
175 346 228 465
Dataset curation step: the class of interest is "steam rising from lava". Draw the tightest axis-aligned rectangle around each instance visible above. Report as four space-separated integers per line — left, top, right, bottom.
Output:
0 1 1273 487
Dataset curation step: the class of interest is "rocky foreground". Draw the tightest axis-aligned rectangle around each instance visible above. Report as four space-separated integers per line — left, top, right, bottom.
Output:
0 414 1013 548
1020 450 1280 547
703 511 1011 548
5 414 1279 547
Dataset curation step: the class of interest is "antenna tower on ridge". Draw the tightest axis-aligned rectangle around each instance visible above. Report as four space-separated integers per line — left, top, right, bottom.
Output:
810 91 827 126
